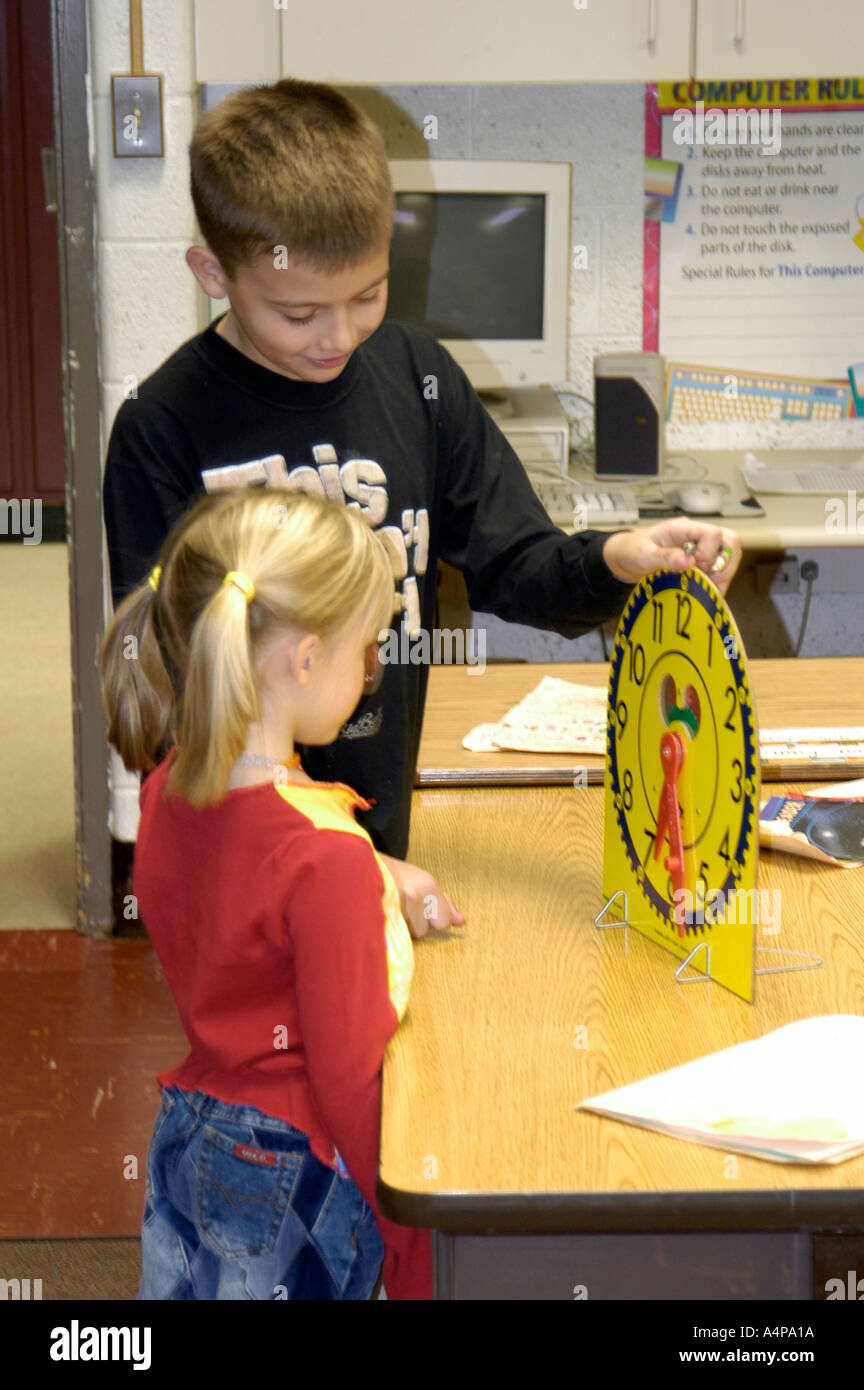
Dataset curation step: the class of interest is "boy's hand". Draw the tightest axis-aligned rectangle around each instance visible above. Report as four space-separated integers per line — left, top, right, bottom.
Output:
602 520 742 597
379 854 465 939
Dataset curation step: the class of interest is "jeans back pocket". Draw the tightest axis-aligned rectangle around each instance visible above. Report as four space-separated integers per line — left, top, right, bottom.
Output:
196 1124 304 1260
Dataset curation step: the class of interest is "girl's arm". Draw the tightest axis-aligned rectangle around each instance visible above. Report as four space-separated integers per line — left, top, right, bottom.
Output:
287 832 432 1299
377 852 464 938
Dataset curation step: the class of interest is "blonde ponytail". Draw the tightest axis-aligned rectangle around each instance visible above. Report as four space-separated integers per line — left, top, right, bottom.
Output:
174 578 261 805
99 580 176 774
100 487 395 807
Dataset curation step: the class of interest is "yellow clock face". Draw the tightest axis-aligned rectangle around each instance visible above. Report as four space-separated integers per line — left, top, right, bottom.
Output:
603 568 759 995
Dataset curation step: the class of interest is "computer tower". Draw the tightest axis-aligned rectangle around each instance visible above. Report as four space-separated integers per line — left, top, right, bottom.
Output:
594 351 665 479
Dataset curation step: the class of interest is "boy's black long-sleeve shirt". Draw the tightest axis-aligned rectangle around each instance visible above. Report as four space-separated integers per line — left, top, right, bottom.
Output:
104 316 633 856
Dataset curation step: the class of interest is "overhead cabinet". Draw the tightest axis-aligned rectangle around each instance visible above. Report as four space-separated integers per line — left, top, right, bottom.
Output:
696 1 864 83
194 0 864 85
196 0 691 83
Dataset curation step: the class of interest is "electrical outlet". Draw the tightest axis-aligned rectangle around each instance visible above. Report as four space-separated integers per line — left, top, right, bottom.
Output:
755 558 799 596
111 75 164 158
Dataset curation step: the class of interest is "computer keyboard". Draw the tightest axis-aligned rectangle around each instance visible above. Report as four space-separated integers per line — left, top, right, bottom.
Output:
530 479 640 527
741 456 864 495
667 366 852 424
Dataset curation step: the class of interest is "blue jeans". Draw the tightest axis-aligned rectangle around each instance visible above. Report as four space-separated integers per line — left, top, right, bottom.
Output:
137 1087 384 1299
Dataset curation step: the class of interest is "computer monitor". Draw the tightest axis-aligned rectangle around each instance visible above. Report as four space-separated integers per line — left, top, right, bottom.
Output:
387 159 570 393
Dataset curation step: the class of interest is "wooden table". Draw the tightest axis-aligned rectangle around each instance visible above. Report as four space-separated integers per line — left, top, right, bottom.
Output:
416 657 864 784
380 659 864 1299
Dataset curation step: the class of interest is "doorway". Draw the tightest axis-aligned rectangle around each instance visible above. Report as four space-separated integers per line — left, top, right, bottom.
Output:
0 0 65 524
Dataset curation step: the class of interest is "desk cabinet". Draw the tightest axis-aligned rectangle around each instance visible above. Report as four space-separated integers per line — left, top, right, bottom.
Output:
434 1232 812 1300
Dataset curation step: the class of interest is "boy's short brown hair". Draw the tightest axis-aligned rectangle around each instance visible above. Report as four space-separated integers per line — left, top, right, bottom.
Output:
189 77 393 278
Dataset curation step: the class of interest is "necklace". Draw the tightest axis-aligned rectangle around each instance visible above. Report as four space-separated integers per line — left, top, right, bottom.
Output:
234 751 302 770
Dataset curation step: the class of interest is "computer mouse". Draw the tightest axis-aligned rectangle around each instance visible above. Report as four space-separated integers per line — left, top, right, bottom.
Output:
676 483 725 515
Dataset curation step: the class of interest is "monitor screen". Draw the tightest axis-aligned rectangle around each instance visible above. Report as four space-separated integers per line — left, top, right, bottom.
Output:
388 192 546 342
386 160 569 390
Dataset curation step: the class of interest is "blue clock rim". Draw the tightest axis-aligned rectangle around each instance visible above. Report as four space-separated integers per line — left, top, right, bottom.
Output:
607 570 758 924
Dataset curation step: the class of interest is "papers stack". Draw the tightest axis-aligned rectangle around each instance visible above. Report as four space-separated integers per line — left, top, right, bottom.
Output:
579 1016 864 1165
463 676 606 754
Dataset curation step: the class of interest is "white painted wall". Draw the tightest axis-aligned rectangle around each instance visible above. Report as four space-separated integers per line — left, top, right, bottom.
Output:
90 0 199 839
90 1 200 452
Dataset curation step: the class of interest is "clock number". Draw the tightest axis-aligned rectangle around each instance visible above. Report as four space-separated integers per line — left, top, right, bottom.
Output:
622 768 634 811
616 700 628 737
695 861 712 922
718 829 731 866
731 759 743 802
724 685 737 731
706 623 713 668
651 601 663 643
642 826 656 867
674 593 692 639
627 640 645 686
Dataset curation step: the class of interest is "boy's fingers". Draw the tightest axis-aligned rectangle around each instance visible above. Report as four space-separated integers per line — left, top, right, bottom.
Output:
654 543 689 572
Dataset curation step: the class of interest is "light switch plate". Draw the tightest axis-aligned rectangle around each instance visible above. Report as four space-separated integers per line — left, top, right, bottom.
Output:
111 74 164 158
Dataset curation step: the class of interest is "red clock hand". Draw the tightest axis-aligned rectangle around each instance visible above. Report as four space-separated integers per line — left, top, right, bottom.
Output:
653 730 688 936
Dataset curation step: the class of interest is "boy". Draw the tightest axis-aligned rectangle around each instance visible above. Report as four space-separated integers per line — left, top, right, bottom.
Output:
103 77 740 935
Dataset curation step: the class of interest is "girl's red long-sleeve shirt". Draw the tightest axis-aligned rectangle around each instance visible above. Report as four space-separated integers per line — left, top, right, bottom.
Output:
134 751 431 1300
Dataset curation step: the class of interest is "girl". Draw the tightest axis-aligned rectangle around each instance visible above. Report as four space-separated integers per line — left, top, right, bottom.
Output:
100 487 430 1300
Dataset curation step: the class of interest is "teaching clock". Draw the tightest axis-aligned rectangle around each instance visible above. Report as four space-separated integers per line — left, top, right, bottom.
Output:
601 567 760 1001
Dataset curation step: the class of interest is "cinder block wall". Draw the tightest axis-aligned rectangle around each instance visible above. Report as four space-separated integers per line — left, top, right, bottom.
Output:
90 2 200 456
90 1 200 839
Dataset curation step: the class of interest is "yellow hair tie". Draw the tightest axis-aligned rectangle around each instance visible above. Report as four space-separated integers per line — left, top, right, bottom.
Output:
147 565 161 593
223 570 255 603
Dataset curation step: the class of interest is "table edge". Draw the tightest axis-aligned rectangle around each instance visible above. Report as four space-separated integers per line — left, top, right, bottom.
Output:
415 762 864 787
377 1178 864 1234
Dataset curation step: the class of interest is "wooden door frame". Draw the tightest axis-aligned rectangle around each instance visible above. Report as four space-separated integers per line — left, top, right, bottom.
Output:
52 0 112 933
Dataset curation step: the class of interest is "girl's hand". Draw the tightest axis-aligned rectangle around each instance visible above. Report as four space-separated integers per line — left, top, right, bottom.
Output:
379 854 465 939
602 519 742 597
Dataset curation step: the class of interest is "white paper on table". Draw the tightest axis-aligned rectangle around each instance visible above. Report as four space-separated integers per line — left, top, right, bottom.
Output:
462 677 607 754
578 1016 864 1165
462 723 506 753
